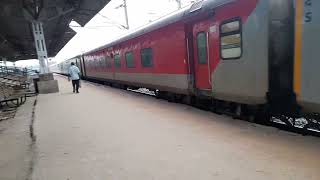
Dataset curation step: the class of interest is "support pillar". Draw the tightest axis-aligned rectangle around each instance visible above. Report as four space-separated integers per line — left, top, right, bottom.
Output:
3 57 7 66
31 22 49 74
31 21 59 94
2 57 8 75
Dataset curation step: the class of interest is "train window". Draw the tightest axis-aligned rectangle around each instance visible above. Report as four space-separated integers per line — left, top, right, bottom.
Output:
141 48 153 67
99 57 104 68
86 60 89 69
197 32 207 64
114 54 121 68
91 60 95 70
220 19 242 60
87 60 92 70
221 21 240 34
125 52 135 68
105 56 112 68
96 57 100 69
94 59 99 69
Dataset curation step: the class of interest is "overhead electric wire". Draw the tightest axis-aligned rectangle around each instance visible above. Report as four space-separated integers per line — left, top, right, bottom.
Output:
72 1 194 30
98 12 127 29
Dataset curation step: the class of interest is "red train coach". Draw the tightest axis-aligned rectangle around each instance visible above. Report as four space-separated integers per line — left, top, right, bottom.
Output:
82 0 261 98
83 13 190 94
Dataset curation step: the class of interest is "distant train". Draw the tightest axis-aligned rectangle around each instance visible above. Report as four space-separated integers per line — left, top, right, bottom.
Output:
53 0 320 133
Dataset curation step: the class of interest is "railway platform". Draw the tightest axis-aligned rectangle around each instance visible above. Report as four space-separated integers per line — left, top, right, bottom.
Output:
1 75 320 180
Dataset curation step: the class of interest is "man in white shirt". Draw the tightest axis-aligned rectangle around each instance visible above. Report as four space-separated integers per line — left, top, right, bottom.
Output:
68 62 81 93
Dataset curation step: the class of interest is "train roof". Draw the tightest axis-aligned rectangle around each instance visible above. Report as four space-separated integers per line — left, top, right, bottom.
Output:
83 0 236 56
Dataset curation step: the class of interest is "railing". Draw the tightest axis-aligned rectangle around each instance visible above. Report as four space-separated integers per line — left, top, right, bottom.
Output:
0 66 38 77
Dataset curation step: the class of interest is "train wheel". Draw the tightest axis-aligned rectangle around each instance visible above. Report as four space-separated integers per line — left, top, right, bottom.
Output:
254 105 270 125
183 95 195 106
210 99 222 115
155 91 167 100
167 93 176 103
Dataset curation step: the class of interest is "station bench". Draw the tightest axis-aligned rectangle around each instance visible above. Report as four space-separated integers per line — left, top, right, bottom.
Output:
0 84 27 108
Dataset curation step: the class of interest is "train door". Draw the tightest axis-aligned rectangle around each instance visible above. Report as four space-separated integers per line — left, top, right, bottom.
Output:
78 56 85 78
75 58 80 70
81 55 87 78
192 19 212 91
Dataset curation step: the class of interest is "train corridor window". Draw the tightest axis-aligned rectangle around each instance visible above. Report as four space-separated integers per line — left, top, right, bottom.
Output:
125 52 135 68
141 48 153 67
197 32 208 64
220 19 242 59
114 54 121 68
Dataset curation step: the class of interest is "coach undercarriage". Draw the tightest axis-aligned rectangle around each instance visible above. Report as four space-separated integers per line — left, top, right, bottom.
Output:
79 75 320 136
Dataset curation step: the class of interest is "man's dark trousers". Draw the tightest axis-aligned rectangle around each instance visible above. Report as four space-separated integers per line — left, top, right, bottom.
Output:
72 79 80 93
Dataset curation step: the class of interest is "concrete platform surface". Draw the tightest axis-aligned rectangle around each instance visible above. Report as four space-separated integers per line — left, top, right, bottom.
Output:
30 75 320 180
0 97 36 180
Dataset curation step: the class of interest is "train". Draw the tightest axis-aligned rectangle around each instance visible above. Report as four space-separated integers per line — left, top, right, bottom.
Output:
53 0 320 133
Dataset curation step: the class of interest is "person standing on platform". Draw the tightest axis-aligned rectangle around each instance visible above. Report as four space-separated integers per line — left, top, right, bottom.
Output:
68 62 81 93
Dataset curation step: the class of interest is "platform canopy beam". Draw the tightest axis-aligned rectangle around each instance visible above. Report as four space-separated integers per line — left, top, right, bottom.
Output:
0 0 111 61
